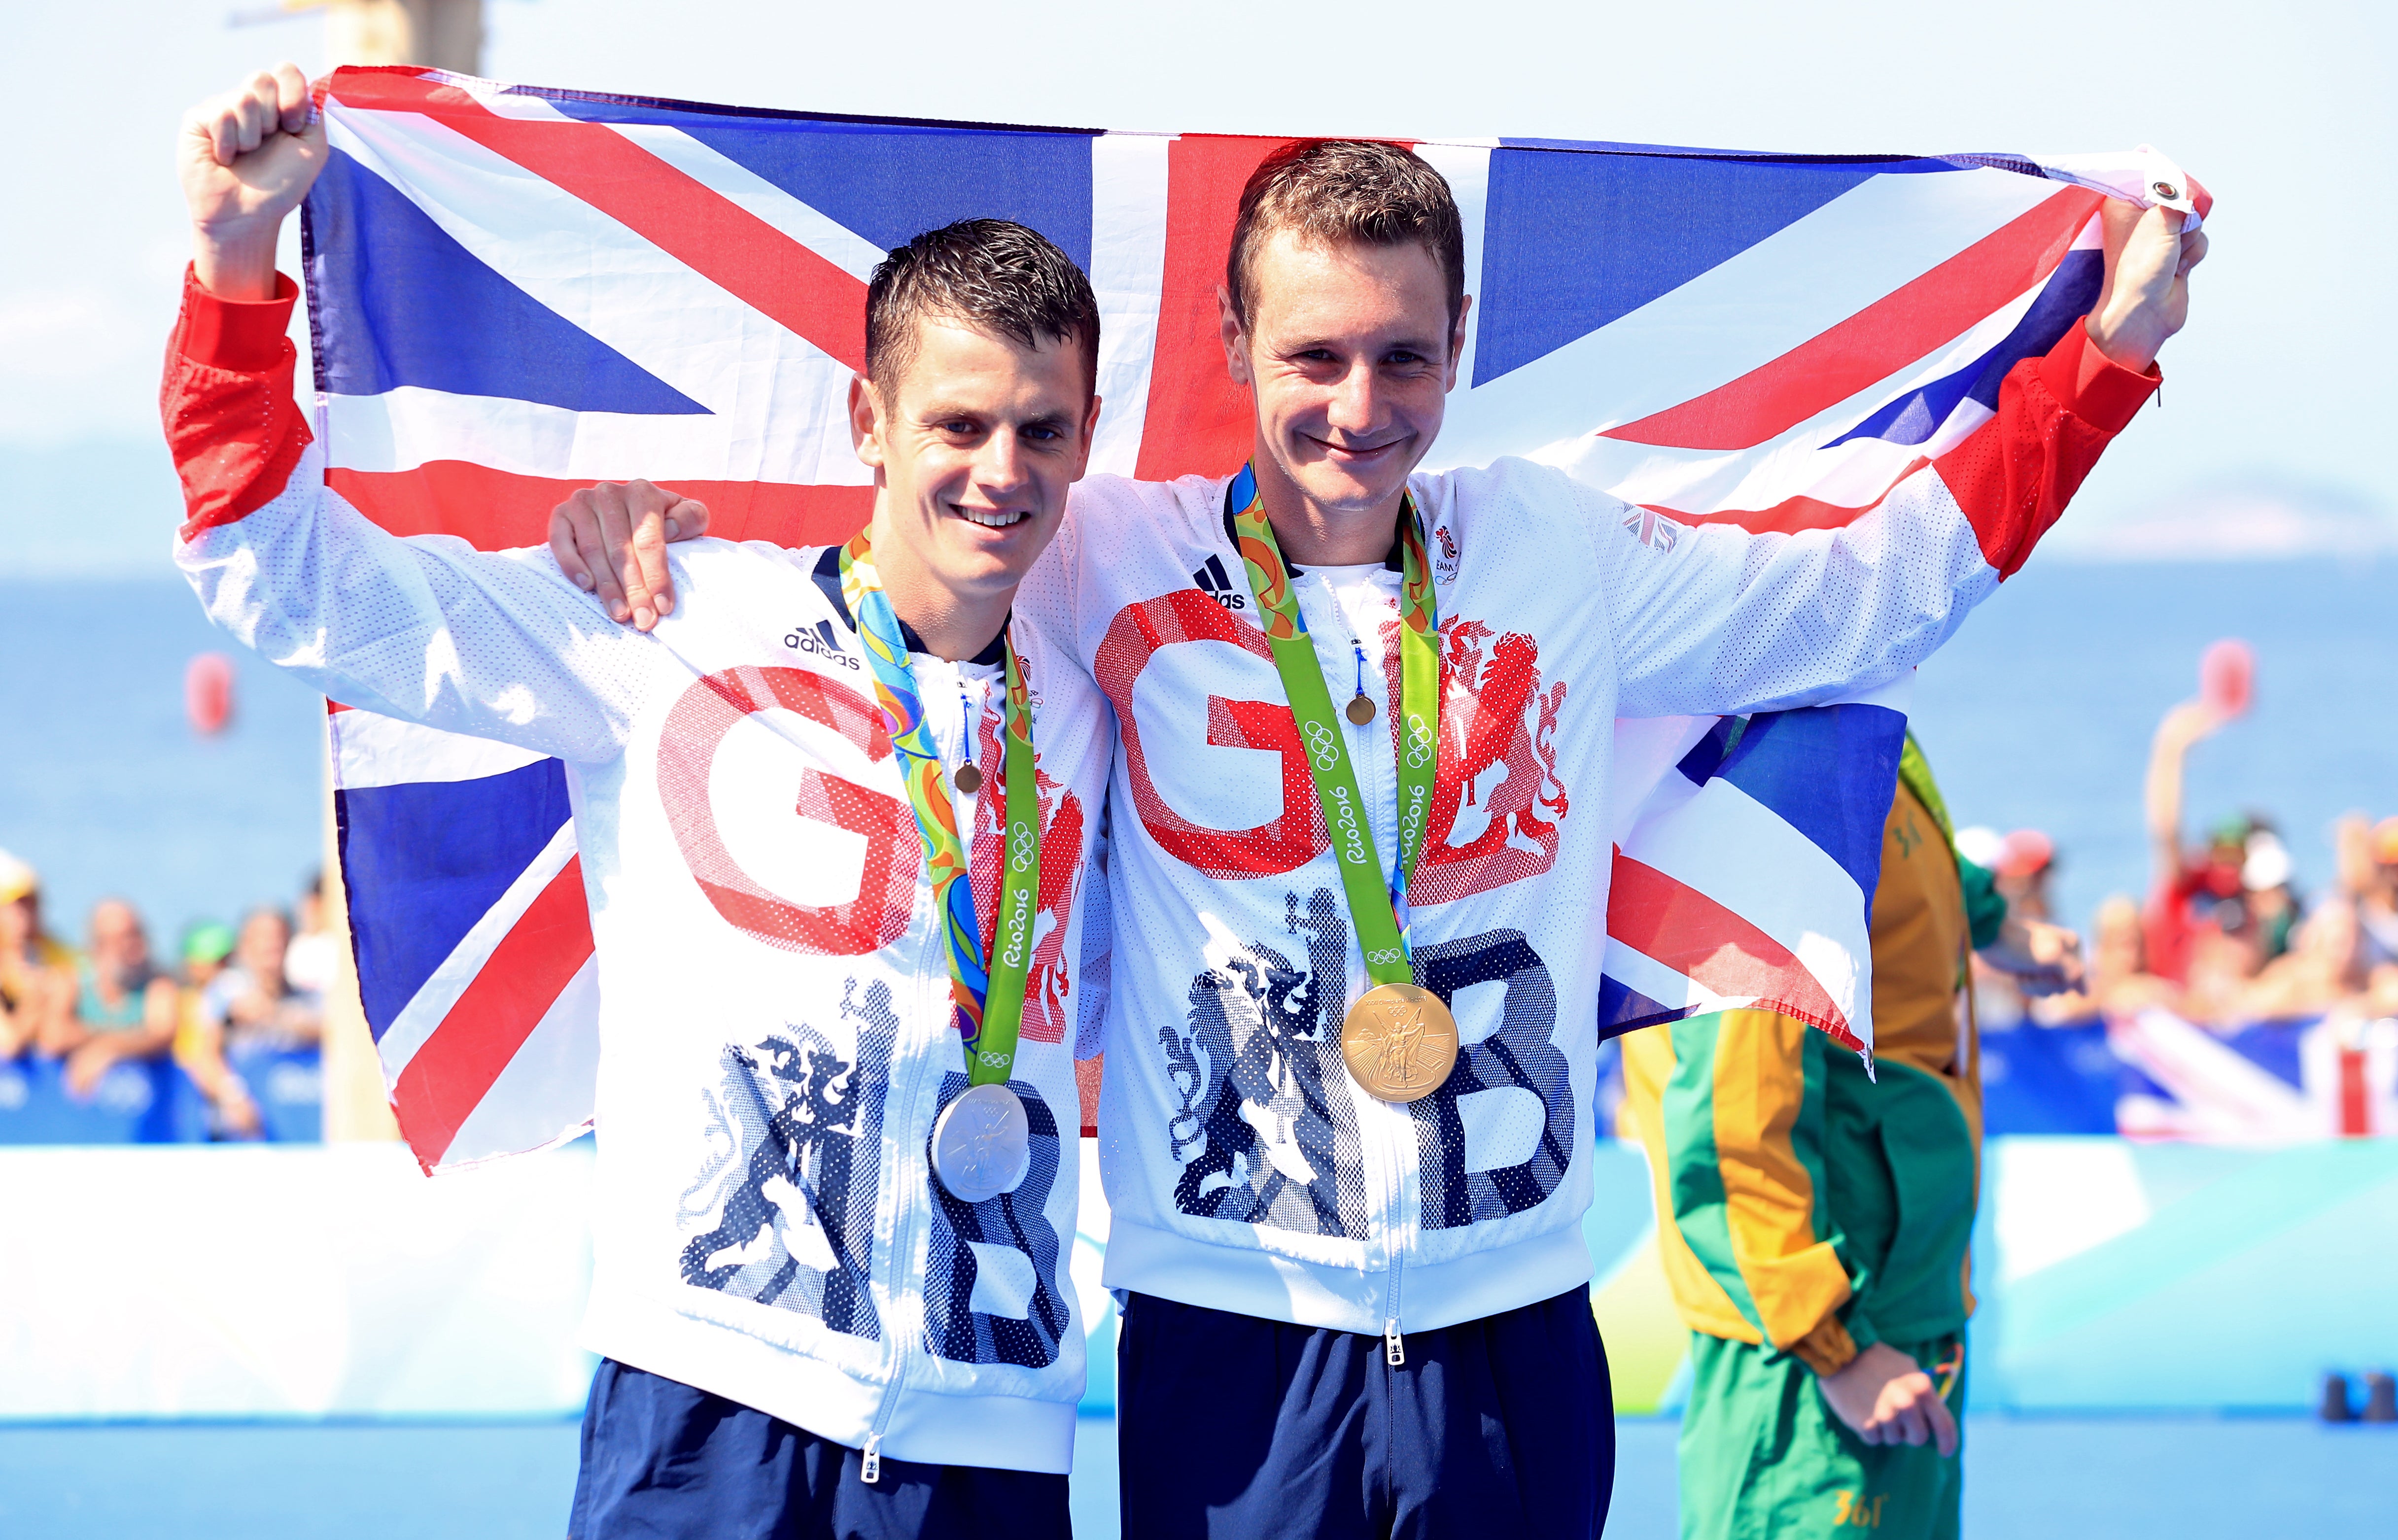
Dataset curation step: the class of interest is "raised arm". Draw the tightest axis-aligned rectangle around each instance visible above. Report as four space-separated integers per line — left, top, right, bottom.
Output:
166 68 650 761
1606 201 2201 718
2143 701 2230 894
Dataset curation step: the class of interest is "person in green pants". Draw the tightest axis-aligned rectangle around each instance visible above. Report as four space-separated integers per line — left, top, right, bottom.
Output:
1620 735 2083 1538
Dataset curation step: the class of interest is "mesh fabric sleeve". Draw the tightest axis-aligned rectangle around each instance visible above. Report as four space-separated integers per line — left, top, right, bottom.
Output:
162 268 650 763
1591 323 2157 719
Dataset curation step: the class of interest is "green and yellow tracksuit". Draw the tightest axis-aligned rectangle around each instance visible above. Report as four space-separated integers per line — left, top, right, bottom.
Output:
1619 738 2004 1539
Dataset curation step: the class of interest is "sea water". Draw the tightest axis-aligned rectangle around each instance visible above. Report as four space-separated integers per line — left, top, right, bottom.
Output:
1910 551 2396 932
1 554 2392 949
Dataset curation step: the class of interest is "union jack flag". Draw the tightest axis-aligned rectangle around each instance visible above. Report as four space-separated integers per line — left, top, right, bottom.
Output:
1620 506 1680 553
300 65 2203 1165
2112 1009 2398 1142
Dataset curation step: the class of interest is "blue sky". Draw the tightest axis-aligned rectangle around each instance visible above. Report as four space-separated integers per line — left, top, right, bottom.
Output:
9 0 2392 573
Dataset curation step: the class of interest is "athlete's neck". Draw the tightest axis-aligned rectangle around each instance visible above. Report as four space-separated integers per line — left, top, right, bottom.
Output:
1249 448 1407 568
866 522 1012 663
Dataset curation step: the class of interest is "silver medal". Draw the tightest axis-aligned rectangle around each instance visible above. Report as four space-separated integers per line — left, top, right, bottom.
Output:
930 1082 1032 1204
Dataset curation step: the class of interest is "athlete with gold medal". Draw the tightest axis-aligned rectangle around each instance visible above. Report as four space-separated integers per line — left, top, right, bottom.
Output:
1227 467 1457 1104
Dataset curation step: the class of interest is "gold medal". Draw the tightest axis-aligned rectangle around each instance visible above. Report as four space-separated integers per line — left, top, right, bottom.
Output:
1339 983 1459 1103
952 762 983 794
1345 694 1377 725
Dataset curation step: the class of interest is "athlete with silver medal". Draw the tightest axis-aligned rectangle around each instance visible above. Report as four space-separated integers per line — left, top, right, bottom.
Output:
839 530 1045 1202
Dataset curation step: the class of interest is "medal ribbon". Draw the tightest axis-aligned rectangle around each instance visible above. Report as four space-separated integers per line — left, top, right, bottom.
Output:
1228 464 1439 987
839 532 1042 1087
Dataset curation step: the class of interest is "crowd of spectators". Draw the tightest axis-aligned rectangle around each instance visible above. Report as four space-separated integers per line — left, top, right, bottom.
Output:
1966 687 2398 1036
0 850 327 1136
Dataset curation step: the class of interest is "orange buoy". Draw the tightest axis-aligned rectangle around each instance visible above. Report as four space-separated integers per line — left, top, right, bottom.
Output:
2198 638 2254 719
186 651 235 735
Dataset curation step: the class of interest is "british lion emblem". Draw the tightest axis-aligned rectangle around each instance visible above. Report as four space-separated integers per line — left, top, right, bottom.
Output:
1380 617 1571 905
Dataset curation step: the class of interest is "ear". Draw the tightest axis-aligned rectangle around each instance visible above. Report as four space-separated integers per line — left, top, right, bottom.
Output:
849 375 887 472
1069 393 1105 483
1217 284 1252 387
1445 293 1474 393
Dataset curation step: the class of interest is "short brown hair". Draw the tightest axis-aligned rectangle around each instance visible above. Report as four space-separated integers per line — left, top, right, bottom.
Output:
1226 140 1466 333
865 219 1101 405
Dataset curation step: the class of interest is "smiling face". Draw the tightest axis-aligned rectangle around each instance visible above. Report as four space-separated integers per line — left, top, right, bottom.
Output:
849 313 1100 645
1223 229 1468 531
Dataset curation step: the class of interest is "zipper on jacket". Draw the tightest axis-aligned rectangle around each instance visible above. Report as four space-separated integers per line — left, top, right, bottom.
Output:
860 657 966 1482
1319 573 1413 1373
1381 1132 1406 1366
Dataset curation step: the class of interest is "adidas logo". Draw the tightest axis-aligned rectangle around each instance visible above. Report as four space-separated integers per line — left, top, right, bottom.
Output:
784 617 861 669
1193 554 1248 612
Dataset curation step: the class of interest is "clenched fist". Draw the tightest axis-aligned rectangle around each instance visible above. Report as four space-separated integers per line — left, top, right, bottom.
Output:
2085 197 2208 375
180 64 327 301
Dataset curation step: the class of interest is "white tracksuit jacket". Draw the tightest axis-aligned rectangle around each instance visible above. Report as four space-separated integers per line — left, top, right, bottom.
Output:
163 273 1114 1474
1012 321 2154 1344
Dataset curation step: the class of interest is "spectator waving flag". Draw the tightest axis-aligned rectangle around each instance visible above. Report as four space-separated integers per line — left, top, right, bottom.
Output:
301 65 2203 1165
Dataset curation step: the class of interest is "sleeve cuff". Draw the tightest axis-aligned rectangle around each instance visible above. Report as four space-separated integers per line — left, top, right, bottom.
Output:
1959 856 2008 952
174 266 301 374
2040 321 2159 436
1791 1314 1861 1377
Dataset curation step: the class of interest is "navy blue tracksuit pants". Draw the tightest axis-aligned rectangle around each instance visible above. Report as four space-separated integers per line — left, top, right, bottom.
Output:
1117 1285 1614 1539
569 1359 1071 1540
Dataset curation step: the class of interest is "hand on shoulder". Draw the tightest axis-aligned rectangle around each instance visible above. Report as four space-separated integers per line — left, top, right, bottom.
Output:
548 480 713 630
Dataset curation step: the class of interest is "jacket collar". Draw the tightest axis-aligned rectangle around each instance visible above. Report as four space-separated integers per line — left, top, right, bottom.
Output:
1220 482 1406 577
811 545 1008 667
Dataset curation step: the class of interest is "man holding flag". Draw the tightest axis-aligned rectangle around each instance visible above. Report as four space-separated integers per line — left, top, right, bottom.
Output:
165 65 1117 1540
590 137 2203 1537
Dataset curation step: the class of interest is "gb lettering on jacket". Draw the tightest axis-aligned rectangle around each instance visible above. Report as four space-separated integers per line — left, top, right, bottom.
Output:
1098 587 1568 903
657 661 1087 1047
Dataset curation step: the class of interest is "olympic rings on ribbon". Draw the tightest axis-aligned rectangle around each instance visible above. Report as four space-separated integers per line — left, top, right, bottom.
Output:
1303 719 1343 771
